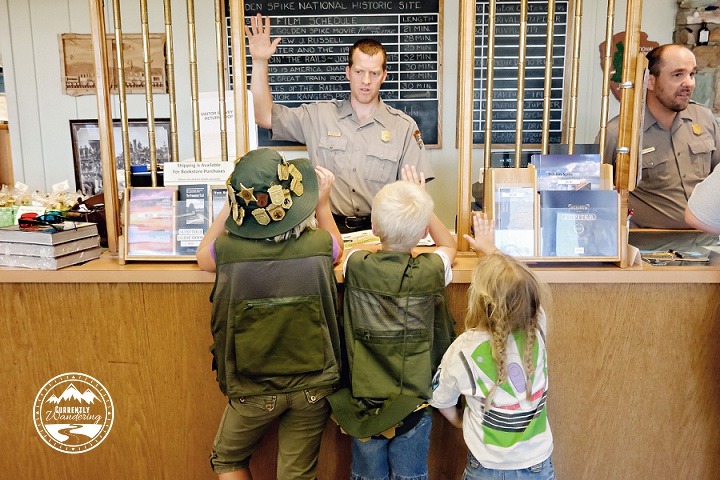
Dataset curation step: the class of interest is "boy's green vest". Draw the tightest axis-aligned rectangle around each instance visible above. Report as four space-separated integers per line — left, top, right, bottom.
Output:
210 229 341 398
328 250 456 438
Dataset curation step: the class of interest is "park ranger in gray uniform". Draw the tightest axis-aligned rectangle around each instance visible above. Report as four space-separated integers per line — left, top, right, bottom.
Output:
602 44 720 229
245 13 433 232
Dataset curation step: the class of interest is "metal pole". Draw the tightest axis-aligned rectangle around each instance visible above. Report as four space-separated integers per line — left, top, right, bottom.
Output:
540 0 557 155
514 0 529 167
214 0 228 162
111 0 132 189
88 0 120 253
457 0 476 251
567 0 584 153
139 0 158 185
163 0 179 163
482 0 497 171
186 0 202 160
230 0 250 157
598 0 617 163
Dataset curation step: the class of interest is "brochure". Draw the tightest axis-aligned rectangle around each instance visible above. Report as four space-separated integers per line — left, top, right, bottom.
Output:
540 190 618 257
532 154 602 191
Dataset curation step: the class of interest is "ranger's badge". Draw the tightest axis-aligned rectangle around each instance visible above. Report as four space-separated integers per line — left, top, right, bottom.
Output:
255 193 269 208
288 164 302 181
252 208 271 225
267 204 286 221
231 201 244 226
381 130 391 142
413 129 425 149
290 177 304 196
238 183 256 204
268 184 284 206
692 124 703 136
278 162 290 181
282 189 293 209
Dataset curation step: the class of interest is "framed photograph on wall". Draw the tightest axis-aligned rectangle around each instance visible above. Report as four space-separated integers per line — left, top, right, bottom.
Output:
59 33 167 97
70 119 171 196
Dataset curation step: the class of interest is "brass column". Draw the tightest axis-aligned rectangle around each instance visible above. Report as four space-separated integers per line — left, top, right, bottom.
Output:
163 0 179 163
457 0 477 251
230 0 251 157
513 0 529 167
566 0 584 153
598 0 617 163
111 0 132 189
214 0 228 162
140 0 158 184
540 0 557 155
88 0 120 253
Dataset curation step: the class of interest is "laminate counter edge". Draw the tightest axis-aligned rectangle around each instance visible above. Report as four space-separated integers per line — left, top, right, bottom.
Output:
1 251 719 284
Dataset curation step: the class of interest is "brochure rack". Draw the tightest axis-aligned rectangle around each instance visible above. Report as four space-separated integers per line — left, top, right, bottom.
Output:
120 186 224 263
484 163 623 263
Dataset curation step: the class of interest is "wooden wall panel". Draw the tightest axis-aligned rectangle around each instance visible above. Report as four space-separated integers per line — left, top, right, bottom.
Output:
2 281 720 479
547 283 720 479
1 283 221 478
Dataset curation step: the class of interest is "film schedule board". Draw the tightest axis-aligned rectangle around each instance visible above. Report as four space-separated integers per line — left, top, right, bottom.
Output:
475 0 569 146
230 1 442 148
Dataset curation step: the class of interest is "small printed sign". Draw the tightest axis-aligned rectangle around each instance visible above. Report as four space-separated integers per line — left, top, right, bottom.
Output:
162 161 235 186
52 180 71 193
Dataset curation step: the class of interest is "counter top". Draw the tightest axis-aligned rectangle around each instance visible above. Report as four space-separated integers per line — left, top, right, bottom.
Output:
1 250 720 284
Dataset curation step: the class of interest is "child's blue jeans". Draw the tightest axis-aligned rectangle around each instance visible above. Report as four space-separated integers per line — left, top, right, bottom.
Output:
349 412 432 480
461 451 555 480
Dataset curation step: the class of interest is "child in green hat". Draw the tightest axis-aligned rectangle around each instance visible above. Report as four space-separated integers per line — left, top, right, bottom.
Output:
197 148 344 479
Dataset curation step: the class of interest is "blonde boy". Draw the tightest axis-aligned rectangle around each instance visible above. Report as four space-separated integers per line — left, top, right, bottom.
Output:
328 166 456 480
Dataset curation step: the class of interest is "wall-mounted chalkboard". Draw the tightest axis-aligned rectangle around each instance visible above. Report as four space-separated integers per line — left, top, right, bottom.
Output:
227 1 442 148
474 0 569 146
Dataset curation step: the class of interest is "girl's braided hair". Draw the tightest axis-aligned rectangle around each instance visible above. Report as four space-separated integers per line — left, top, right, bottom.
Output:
465 253 550 411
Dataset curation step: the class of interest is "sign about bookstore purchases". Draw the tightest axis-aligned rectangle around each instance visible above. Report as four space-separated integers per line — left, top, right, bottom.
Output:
231 0 442 147
163 162 234 186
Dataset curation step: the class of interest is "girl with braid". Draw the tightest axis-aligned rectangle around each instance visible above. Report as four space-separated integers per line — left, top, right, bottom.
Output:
431 213 555 480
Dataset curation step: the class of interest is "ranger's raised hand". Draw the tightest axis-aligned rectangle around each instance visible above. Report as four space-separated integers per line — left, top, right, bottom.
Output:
244 13 282 62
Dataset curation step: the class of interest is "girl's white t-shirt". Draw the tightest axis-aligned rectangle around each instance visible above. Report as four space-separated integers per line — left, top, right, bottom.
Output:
430 311 553 470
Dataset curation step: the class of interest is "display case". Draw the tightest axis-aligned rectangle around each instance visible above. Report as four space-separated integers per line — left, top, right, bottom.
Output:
121 185 224 262
485 162 622 263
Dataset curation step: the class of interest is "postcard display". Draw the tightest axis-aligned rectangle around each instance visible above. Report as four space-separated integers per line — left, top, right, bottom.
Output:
487 154 621 262
122 185 227 262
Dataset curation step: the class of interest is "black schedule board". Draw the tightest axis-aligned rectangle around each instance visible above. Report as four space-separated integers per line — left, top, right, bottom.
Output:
475 0 569 146
238 1 441 148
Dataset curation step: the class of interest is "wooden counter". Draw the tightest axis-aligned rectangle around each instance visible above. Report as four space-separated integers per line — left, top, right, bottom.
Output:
2 254 719 479
2 250 720 284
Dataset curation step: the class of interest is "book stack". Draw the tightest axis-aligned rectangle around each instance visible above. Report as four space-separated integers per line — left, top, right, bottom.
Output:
0 222 102 269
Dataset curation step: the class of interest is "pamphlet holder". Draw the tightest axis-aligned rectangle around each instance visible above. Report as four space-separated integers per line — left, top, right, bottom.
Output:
484 166 539 258
122 186 199 262
484 164 623 263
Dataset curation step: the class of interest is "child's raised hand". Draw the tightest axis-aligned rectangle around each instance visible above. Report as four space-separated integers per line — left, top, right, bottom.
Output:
315 166 334 205
463 212 499 256
401 165 426 190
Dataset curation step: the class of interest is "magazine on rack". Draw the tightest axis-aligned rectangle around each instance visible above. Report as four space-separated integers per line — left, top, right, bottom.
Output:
494 186 536 257
540 190 618 257
126 187 177 256
176 184 210 256
532 154 602 191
